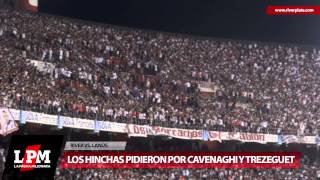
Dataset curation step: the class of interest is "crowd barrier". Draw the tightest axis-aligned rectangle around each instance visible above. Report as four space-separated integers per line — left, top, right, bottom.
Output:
1 108 319 145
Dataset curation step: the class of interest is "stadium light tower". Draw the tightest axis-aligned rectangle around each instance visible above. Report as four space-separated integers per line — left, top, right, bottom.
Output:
0 0 38 11
19 0 38 12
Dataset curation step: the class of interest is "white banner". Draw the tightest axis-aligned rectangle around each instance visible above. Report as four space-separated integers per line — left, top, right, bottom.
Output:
278 135 316 144
126 124 221 141
28 59 55 74
299 136 316 144
126 124 150 137
20 110 57 126
220 132 278 144
0 108 19 136
198 81 216 93
4 108 318 144
98 121 127 133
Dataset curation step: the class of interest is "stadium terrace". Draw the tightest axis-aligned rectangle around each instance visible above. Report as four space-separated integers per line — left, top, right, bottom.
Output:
0 10 319 136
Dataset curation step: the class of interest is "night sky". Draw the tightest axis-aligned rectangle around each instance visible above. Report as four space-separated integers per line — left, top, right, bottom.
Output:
39 0 320 46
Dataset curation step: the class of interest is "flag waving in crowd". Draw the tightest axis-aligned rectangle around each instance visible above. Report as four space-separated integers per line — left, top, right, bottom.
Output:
0 108 19 136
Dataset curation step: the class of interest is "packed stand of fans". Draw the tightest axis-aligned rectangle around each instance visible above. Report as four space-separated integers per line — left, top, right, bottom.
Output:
0 9 320 135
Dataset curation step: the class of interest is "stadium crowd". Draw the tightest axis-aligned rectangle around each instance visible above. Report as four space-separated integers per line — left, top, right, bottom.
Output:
0 9 320 135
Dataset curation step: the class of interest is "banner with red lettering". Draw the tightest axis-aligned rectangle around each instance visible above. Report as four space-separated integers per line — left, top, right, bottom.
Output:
7 108 312 144
220 132 277 144
126 124 149 137
126 124 221 141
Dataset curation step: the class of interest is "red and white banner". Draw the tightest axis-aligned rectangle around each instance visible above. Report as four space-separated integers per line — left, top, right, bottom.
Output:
126 124 150 137
126 124 221 141
220 132 277 144
60 152 301 169
5 108 317 144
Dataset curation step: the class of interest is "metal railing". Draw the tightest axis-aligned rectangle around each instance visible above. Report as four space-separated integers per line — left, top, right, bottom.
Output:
5 100 318 136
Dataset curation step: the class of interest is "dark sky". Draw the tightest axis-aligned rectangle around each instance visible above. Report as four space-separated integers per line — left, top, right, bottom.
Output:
39 0 320 46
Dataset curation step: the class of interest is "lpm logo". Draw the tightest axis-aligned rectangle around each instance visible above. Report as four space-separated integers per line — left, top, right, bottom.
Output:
14 144 51 172
2 135 64 180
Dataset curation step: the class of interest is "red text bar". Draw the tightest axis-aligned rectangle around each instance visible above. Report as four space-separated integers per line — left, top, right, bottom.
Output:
60 152 300 169
266 6 320 15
